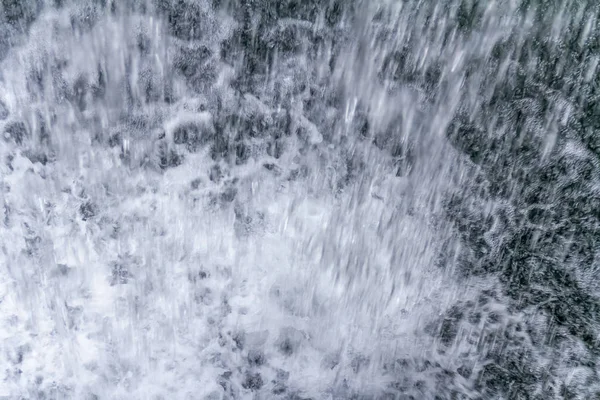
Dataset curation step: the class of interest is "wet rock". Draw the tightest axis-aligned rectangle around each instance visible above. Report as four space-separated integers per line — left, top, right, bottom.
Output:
0 23 18 61
456 365 472 379
108 132 121 148
157 143 184 170
276 369 290 382
172 121 213 152
157 0 211 41
24 235 42 256
273 383 287 395
233 206 265 236
467 310 481 325
90 65 106 101
392 146 415 177
351 355 370 374
219 187 237 203
221 370 232 380
220 297 232 316
52 264 71 277
438 305 464 346
232 331 245 350
271 0 320 22
486 312 501 325
1 0 43 28
110 262 131 286
413 380 428 393
287 165 309 181
217 370 235 396
186 65 217 94
0 99 8 120
242 372 264 390
139 67 167 104
234 141 249 164
267 139 285 159
209 164 222 182
72 75 88 111
247 349 265 367
190 178 203 190
474 360 537 399
268 24 304 56
446 117 487 165
321 353 340 370
8 344 29 365
188 269 209 283
276 327 305 356
80 201 98 221
174 45 213 80
379 48 415 84
25 151 50 165
3 121 28 145
456 0 484 33
263 163 282 174
210 128 230 161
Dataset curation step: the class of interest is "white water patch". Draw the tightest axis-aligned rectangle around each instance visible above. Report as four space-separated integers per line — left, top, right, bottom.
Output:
0 144 462 398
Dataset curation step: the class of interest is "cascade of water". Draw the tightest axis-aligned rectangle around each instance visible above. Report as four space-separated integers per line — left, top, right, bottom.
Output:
0 0 599 398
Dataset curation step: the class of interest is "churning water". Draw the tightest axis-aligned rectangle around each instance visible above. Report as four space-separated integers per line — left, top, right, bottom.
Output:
1 0 599 398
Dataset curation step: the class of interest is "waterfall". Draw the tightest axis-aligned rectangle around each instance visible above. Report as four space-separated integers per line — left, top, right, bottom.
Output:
1 0 599 398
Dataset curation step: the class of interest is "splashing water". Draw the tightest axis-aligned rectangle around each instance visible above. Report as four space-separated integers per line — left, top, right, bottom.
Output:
1 0 599 398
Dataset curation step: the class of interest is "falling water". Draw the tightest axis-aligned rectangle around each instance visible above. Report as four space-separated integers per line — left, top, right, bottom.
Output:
1 0 599 398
